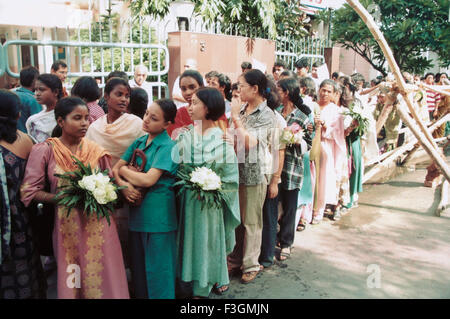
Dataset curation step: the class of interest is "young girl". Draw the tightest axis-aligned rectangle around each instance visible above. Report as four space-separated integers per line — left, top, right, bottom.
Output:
86 77 144 167
70 76 105 123
275 78 312 260
167 70 228 138
26 74 63 143
86 78 145 268
176 87 240 298
112 99 179 299
21 97 129 299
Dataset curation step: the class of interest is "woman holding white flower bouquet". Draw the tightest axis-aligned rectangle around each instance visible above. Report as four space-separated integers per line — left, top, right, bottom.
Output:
21 97 129 299
113 99 179 299
175 87 240 298
273 78 312 261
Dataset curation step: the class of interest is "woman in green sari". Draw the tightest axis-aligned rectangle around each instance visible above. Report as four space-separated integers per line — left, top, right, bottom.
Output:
175 87 240 298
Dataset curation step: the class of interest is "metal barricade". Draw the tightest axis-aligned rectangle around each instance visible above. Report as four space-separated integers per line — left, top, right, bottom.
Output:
0 17 170 99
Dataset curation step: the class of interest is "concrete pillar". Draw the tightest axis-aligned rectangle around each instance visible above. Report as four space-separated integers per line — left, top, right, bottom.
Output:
324 46 340 77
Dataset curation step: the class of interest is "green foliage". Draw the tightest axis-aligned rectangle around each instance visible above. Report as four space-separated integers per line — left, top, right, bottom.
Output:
274 0 310 39
329 0 450 76
129 0 312 40
130 0 172 19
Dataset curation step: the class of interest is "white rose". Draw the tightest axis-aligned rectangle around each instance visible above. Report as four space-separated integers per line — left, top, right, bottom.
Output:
293 131 304 144
93 188 107 204
190 167 221 190
94 173 110 188
79 175 96 192
106 190 117 202
104 184 117 203
202 169 221 190
190 169 201 184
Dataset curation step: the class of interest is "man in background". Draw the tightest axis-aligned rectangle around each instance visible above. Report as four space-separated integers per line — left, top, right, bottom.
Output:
272 60 286 82
294 58 310 78
129 64 153 105
14 66 42 132
241 61 252 74
51 60 68 97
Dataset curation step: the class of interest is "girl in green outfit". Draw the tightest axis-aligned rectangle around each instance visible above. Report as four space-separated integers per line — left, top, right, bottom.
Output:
175 87 240 298
113 99 179 299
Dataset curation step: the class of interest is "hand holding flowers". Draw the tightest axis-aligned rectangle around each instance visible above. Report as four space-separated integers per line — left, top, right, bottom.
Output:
280 123 304 146
344 100 369 136
174 162 226 210
54 156 125 225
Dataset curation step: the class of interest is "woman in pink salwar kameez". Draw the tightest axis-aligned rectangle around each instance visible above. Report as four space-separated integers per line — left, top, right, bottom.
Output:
312 80 347 224
21 97 129 299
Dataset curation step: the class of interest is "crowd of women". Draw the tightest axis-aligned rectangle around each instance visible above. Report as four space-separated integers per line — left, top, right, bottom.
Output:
1 60 447 299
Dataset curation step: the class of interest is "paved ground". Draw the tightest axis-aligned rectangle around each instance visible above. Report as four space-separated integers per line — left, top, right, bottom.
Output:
212 165 450 299
45 162 450 299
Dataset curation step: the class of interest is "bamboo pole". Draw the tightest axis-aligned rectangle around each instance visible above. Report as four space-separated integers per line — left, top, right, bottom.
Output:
396 103 450 181
345 0 438 149
345 0 449 182
421 83 450 98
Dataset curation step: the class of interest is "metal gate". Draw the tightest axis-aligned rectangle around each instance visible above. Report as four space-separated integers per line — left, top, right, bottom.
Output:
275 35 330 70
0 16 170 99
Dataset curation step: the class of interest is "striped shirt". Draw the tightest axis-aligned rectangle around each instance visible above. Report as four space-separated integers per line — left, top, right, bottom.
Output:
87 101 105 123
426 89 441 113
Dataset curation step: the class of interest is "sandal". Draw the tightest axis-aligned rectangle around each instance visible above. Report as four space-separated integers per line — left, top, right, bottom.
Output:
296 221 307 232
212 283 229 295
278 247 291 261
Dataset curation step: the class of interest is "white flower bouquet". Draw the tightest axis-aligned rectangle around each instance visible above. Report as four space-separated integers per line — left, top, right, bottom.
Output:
54 156 125 225
280 123 304 146
174 162 226 209
344 100 370 136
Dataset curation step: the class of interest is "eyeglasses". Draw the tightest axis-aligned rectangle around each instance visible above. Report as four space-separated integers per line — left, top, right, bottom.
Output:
237 83 251 89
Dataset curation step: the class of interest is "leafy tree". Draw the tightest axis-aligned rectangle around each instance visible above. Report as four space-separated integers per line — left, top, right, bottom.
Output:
129 0 312 40
326 0 450 76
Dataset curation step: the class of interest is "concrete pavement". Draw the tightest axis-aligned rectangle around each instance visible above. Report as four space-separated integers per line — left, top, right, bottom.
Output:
212 165 450 299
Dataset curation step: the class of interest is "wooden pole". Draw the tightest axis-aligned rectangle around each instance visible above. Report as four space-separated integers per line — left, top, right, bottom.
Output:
421 83 450 98
345 0 450 182
345 0 438 149
396 104 450 181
